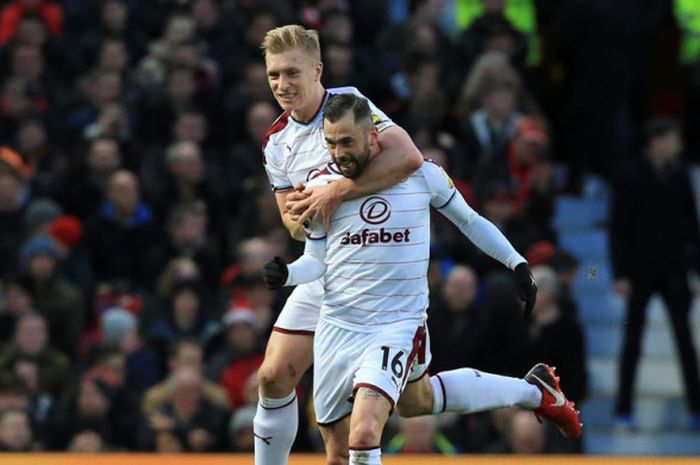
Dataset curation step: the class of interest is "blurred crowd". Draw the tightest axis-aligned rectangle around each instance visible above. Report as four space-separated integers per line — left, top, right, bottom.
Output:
0 0 697 455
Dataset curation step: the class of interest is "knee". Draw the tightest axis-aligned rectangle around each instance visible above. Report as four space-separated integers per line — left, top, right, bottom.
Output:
349 422 380 449
257 361 295 398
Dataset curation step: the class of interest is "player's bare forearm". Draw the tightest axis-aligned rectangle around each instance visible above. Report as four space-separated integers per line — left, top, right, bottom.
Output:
275 191 306 241
335 126 423 200
283 215 306 241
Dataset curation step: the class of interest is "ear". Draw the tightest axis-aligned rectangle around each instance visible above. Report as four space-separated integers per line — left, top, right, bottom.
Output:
315 61 324 82
368 125 380 150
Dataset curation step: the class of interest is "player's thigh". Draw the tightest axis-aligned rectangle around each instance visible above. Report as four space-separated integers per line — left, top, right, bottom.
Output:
318 417 350 465
397 323 433 417
258 330 313 396
397 373 434 417
313 320 358 425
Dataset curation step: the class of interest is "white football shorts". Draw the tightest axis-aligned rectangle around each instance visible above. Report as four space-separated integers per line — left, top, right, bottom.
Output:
313 317 431 425
272 279 324 334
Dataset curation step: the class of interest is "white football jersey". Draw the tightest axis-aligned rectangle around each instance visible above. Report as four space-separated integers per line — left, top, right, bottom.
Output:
309 161 460 331
262 87 395 192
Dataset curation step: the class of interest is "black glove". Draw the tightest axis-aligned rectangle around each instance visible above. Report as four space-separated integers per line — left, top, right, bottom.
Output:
263 256 289 289
513 262 537 318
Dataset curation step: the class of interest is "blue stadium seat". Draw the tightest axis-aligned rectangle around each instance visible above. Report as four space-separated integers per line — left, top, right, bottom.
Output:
552 196 609 231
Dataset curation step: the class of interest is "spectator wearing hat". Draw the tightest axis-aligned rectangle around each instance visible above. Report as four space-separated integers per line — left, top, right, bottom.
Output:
0 0 63 46
142 338 229 417
100 306 160 393
46 214 92 296
18 234 84 356
22 197 61 236
218 308 263 412
205 306 265 382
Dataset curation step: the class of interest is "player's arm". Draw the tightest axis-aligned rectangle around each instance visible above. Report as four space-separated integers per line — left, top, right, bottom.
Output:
333 125 423 199
437 192 526 270
275 190 306 241
425 163 537 316
290 126 423 227
263 234 327 289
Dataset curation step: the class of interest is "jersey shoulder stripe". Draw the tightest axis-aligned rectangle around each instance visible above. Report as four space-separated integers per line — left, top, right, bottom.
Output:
262 111 290 153
326 86 360 96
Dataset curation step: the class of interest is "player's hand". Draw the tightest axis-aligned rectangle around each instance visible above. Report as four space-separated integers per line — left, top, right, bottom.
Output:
285 184 310 221
263 256 289 289
513 263 537 318
290 182 344 229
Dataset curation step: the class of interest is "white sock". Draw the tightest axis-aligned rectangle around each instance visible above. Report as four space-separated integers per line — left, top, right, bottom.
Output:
254 391 298 465
430 368 542 414
349 447 382 465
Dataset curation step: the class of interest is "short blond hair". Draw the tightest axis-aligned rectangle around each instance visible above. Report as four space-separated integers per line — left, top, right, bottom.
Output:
260 25 321 62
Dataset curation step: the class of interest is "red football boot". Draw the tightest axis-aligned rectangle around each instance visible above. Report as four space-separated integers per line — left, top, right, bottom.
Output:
525 363 583 439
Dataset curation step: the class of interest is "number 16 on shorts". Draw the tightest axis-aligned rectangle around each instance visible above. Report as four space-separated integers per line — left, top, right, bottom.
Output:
356 344 412 404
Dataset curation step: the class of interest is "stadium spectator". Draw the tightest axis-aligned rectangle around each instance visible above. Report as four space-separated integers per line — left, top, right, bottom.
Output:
217 309 264 411
0 149 31 279
0 0 63 46
228 405 256 452
57 136 122 220
141 200 221 299
142 337 228 418
611 118 700 429
141 367 228 452
525 266 587 406
16 236 84 357
0 373 30 413
0 276 34 341
147 279 218 367
99 306 160 393
0 409 35 451
83 169 157 287
66 429 107 452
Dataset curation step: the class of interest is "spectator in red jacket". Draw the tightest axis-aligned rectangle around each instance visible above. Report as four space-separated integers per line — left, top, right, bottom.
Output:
0 0 63 46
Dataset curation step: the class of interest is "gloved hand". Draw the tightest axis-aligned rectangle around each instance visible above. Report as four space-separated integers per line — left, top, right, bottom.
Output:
513 262 537 318
263 257 289 289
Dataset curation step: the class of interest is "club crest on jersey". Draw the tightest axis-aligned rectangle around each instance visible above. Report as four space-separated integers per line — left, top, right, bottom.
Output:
360 196 391 224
